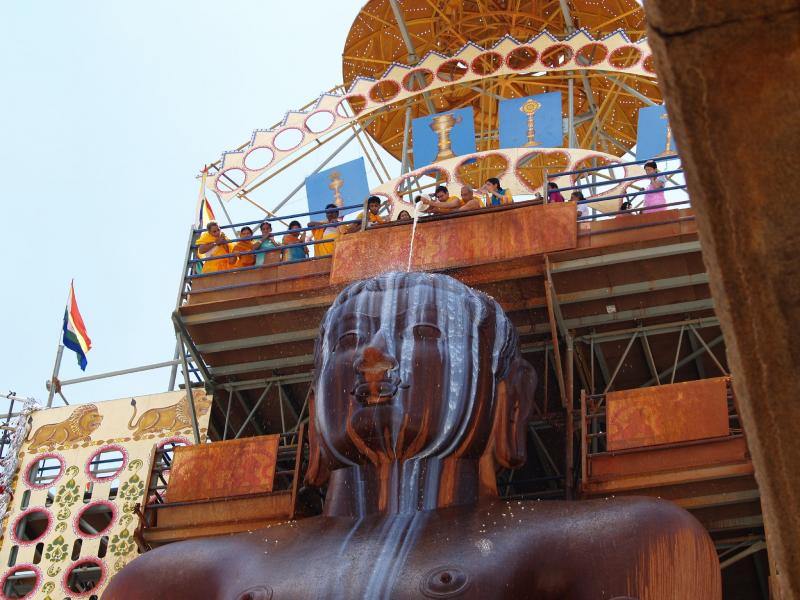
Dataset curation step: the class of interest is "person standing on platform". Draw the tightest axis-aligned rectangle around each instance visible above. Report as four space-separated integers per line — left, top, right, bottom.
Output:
229 226 256 268
423 185 462 214
254 221 281 266
396 210 412 222
308 204 342 257
481 177 512 207
343 196 386 233
642 160 668 212
282 220 309 262
570 190 586 217
458 185 483 211
547 181 566 203
195 220 231 273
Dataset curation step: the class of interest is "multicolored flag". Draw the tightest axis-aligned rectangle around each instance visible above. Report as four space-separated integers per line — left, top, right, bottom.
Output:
62 282 92 371
198 196 216 228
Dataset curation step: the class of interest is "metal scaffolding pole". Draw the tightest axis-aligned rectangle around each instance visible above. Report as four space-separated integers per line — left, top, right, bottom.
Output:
177 337 201 445
234 383 273 439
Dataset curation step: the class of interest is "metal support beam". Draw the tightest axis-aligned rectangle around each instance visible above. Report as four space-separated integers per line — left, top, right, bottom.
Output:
640 332 660 385
642 334 725 387
518 298 716 335
549 241 702 273
400 103 414 175
604 332 639 393
686 326 707 379
529 425 561 477
269 128 363 214
388 0 436 114
234 390 265 436
688 324 728 375
209 354 315 377
556 273 710 306
670 325 685 384
234 383 273 439
544 280 567 406
172 312 214 384
565 334 575 499
720 541 768 570
606 75 659 107
567 76 577 147
196 329 319 353
577 316 719 344
177 339 201 445
60 360 181 387
180 294 338 325
592 341 611 389
222 372 313 393
222 388 233 441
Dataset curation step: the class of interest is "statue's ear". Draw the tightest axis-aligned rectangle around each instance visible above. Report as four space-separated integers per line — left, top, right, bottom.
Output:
492 356 537 469
304 389 332 487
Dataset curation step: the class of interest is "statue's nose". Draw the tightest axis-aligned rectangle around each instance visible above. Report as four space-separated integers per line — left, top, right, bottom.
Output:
355 332 397 378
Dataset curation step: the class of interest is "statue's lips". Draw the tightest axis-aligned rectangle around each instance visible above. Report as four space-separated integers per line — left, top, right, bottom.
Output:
352 380 399 405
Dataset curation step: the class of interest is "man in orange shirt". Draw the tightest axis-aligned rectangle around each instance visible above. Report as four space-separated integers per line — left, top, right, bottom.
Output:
424 185 485 214
229 226 256 268
342 196 386 233
195 221 232 273
308 204 342 257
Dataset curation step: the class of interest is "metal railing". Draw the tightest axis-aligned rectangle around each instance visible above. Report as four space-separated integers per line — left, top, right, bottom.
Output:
180 153 690 296
544 153 689 221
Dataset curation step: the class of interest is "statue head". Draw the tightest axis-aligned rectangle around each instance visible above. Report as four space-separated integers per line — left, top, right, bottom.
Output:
307 272 536 487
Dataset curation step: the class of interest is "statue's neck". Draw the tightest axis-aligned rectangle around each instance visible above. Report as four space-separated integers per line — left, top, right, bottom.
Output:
323 456 496 517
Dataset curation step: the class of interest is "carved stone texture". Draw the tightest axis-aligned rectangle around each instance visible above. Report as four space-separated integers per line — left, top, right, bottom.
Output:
104 273 720 599
644 1 800 596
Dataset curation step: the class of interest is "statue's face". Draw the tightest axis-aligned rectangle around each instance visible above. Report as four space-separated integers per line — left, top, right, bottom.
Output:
314 279 498 467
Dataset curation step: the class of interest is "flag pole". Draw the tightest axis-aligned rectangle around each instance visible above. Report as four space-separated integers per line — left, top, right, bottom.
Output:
45 345 64 408
46 282 72 408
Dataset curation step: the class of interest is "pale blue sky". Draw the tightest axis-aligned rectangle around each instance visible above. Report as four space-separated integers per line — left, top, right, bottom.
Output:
0 0 390 404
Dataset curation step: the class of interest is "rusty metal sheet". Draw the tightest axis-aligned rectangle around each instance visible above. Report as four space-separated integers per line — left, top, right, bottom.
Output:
590 435 749 480
167 435 280 502
607 377 729 451
330 202 577 285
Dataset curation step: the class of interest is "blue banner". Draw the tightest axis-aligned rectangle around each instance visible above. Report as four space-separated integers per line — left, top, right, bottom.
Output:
498 92 562 149
636 104 677 160
412 107 476 168
305 157 370 216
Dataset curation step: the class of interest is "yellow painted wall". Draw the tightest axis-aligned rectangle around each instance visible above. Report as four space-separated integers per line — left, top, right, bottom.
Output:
0 389 211 599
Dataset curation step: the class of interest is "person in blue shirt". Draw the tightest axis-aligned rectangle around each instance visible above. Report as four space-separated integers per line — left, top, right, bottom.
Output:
481 177 513 206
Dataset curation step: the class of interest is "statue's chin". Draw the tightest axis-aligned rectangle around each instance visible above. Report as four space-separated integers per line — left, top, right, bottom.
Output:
350 404 403 450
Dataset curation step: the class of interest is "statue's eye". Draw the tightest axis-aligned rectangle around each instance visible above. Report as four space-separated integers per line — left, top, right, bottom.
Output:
335 332 359 351
413 324 441 340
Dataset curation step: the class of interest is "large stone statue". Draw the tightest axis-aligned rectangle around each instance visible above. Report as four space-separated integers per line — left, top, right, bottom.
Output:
104 272 721 599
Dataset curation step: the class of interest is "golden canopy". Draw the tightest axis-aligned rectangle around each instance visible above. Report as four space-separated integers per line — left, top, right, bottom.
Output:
341 0 661 162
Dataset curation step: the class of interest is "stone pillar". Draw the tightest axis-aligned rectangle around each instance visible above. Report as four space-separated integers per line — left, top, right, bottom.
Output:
643 1 800 596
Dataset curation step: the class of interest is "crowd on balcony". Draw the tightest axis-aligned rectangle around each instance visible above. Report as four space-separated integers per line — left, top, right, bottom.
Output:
195 161 677 274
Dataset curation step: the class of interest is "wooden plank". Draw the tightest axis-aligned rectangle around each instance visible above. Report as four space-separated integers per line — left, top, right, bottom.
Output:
168 436 280 502
155 492 293 529
330 203 578 285
606 377 729 451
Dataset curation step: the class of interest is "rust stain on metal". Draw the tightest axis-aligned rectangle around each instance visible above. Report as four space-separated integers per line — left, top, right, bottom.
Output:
607 377 729 451
167 435 280 502
330 203 577 285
